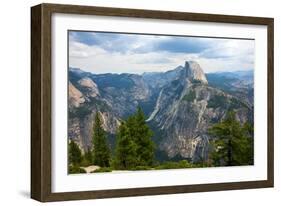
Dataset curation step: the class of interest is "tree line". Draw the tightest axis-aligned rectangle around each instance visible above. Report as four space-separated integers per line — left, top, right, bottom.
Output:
68 107 155 173
208 111 253 166
69 109 254 173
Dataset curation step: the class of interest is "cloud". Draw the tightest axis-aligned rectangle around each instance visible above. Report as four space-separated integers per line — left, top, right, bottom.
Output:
69 31 99 45
200 39 254 59
69 41 107 58
70 31 149 54
69 31 254 74
70 32 210 54
154 37 210 53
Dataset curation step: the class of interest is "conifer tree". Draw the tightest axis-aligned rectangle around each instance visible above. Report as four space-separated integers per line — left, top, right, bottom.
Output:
68 140 82 166
114 121 137 169
92 112 110 167
114 107 155 169
84 147 93 165
132 107 155 166
209 111 253 166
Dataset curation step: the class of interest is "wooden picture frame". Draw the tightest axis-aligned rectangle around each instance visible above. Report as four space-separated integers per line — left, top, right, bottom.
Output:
31 3 274 202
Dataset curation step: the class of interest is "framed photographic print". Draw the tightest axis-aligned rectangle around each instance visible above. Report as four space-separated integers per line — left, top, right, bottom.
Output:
31 3 274 202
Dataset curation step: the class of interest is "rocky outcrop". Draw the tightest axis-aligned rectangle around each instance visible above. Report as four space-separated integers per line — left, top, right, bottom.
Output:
69 109 120 152
149 82 252 161
68 61 253 161
184 61 208 84
69 82 85 108
68 77 120 152
78 77 100 97
95 73 151 117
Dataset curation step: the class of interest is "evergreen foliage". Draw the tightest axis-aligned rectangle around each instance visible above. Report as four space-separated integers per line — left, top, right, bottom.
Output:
131 107 155 166
114 107 155 169
69 165 86 174
209 111 254 166
68 140 82 166
68 108 253 173
92 112 111 167
182 90 196 102
154 160 194 169
84 148 93 164
80 147 93 167
207 94 227 109
91 167 112 173
113 121 138 169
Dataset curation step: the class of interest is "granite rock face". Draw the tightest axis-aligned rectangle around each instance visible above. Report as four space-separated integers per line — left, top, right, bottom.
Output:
185 61 208 84
68 61 253 161
69 82 85 108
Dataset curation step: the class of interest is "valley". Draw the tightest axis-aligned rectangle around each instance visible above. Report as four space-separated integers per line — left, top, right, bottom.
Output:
68 60 254 164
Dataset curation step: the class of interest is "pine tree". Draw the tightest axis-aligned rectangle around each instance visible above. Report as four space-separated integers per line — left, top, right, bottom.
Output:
114 121 137 169
132 107 155 166
209 111 254 166
92 112 110 167
83 147 93 166
68 140 82 166
114 107 155 169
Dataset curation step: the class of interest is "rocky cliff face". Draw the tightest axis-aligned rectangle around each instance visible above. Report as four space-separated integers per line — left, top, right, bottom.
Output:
78 77 100 97
185 61 208 84
146 61 252 161
68 61 253 161
148 83 252 161
68 73 121 152
69 82 85 108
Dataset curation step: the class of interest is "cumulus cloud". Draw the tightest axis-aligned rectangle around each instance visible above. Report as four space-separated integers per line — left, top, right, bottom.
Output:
69 31 254 74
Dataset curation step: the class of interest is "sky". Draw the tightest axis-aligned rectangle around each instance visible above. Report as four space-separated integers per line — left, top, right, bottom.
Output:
69 31 254 74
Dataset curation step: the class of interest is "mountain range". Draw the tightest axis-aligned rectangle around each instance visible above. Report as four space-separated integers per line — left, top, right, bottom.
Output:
68 61 254 162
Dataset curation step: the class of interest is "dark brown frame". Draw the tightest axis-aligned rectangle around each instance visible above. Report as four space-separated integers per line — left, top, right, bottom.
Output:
31 3 274 202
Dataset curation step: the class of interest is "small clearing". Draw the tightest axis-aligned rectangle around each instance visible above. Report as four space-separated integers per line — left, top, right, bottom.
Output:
82 165 100 173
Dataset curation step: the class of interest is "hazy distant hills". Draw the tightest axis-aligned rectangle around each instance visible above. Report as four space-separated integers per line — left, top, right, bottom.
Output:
68 61 253 162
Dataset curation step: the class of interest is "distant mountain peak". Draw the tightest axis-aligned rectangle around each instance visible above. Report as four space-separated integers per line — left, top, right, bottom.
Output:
69 67 85 74
184 61 208 84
